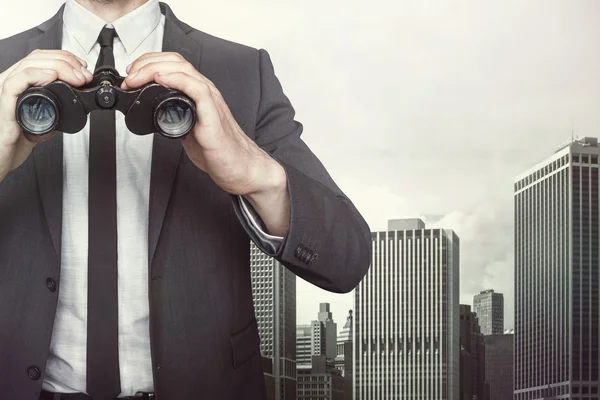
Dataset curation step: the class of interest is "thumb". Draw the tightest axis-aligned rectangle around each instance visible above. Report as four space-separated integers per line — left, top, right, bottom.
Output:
181 134 207 171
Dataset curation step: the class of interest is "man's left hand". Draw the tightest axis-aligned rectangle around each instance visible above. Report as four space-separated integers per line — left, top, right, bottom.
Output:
123 52 290 236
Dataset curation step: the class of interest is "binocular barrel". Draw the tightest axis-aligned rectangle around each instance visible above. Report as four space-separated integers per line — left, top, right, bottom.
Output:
15 79 197 139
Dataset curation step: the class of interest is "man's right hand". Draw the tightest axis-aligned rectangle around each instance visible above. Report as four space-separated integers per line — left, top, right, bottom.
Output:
0 49 93 182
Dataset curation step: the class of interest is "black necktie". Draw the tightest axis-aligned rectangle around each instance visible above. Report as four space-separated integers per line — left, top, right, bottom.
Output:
87 26 120 400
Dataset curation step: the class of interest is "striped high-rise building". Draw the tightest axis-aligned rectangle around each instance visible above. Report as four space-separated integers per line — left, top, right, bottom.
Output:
353 218 460 400
514 137 600 399
250 242 297 400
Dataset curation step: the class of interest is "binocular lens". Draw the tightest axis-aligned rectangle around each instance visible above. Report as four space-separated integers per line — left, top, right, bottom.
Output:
18 95 58 135
155 99 195 138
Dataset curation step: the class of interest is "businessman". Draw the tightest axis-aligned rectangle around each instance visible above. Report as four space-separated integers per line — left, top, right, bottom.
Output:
0 1 371 399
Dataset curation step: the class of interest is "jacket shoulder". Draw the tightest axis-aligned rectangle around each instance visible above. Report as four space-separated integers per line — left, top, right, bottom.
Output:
187 28 261 67
0 27 42 72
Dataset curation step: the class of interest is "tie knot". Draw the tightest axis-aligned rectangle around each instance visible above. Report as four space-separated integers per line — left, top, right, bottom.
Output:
97 27 117 48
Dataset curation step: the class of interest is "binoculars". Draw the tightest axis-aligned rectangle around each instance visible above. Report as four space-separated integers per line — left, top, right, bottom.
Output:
15 66 197 139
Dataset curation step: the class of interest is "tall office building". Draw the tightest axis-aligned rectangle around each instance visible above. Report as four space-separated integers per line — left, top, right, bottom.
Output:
484 333 513 400
297 320 327 369
514 137 600 399
354 218 460 400
335 311 353 400
297 325 313 368
318 303 338 360
251 242 297 400
473 289 504 335
459 305 487 400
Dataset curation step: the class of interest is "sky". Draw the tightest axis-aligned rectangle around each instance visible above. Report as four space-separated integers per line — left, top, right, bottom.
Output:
3 0 600 330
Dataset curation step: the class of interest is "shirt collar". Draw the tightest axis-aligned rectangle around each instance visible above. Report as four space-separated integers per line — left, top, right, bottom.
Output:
63 0 162 55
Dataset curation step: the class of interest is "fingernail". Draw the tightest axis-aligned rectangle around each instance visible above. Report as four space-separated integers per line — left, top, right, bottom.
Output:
73 67 85 80
81 66 92 78
42 69 56 75
126 64 132 73
128 71 138 80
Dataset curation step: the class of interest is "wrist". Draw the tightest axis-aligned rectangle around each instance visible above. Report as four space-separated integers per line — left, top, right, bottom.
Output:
243 156 290 237
245 156 287 202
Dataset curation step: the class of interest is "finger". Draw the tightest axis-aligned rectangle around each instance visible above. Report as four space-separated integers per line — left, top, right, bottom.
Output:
126 52 184 74
9 58 92 87
190 74 234 123
123 60 191 89
28 49 88 68
26 49 88 71
154 72 223 136
0 68 59 125
0 50 89 89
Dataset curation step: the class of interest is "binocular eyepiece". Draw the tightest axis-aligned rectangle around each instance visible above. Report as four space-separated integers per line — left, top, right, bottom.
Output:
16 66 197 139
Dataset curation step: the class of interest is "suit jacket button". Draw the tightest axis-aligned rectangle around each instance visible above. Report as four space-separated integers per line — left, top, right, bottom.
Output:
46 278 57 292
27 366 41 380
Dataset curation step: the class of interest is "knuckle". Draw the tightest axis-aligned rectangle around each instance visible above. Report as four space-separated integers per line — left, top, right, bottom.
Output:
2 73 19 91
196 81 211 95
56 59 73 71
168 52 184 61
184 63 196 74
66 54 79 65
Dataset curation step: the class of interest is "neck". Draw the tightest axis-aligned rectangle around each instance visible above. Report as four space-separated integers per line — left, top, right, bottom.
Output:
74 0 150 22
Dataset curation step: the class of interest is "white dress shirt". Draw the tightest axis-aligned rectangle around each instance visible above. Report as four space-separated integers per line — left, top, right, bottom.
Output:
42 0 281 396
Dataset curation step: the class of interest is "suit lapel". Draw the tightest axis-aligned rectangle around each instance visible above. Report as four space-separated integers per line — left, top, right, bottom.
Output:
148 3 203 266
29 6 65 262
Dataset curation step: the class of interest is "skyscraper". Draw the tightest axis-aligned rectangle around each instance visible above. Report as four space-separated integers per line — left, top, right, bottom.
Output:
514 137 600 399
296 320 327 369
317 303 338 360
335 310 353 400
459 305 487 400
354 218 460 400
473 289 504 335
484 333 513 400
251 242 297 400
296 325 313 368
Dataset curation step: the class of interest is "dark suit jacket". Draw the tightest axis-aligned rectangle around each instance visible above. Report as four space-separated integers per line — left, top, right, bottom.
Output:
0 3 371 399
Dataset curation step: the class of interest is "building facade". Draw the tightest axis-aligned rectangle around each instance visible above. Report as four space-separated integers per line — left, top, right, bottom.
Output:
317 303 338 361
354 219 460 400
251 242 297 400
483 333 513 400
514 137 600 399
459 305 487 400
297 325 313 368
297 355 345 400
335 311 353 400
472 289 504 336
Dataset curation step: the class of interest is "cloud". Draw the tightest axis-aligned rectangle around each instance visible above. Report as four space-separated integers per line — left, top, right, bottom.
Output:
429 200 514 328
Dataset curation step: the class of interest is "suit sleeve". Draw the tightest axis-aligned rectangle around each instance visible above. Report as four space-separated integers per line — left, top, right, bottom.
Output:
232 48 372 294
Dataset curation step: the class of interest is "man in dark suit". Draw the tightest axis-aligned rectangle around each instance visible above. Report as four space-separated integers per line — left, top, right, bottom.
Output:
0 1 371 399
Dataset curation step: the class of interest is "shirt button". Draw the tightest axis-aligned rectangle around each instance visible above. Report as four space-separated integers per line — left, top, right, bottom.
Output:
46 278 57 292
27 366 41 380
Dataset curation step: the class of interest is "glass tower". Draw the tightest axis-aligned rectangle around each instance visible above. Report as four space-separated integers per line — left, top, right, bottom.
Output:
514 137 600 399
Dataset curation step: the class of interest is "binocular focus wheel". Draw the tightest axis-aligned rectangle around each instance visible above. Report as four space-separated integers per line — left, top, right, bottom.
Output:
153 96 197 138
17 91 59 135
